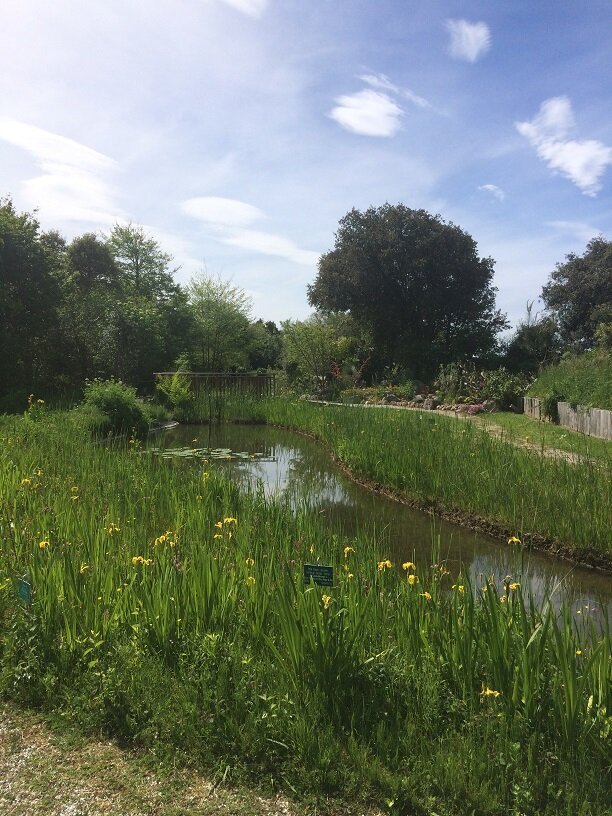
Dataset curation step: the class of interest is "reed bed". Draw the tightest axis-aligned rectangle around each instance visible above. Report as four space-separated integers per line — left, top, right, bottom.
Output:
224 397 611 557
0 410 610 815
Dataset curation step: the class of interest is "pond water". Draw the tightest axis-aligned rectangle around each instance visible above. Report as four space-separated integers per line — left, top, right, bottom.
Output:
155 422 611 622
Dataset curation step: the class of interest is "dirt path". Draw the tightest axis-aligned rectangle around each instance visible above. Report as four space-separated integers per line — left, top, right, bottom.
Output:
0 705 291 816
0 705 381 816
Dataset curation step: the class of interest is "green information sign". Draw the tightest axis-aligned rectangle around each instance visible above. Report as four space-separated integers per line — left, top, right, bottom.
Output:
17 578 32 604
303 563 334 587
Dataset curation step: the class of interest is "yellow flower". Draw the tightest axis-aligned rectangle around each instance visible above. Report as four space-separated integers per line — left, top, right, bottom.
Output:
214 521 223 529
37 398 45 405
575 649 582 655
309 544 315 555
508 582 520 591
224 517 237 524
79 563 90 574
106 522 121 535
71 485 79 492
347 573 354 580
245 557 255 567
407 574 419 586
452 584 464 593
507 536 521 545
38 540 50 549
480 685 501 698
71 495 79 502
20 478 31 486
343 546 354 558
420 591 432 600
213 533 223 539
402 561 416 571
377 559 393 571
245 575 256 586
131 555 153 566
321 594 332 609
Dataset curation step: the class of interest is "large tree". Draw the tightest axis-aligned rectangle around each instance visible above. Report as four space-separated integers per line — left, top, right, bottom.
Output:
308 204 508 381
0 199 63 406
542 237 612 350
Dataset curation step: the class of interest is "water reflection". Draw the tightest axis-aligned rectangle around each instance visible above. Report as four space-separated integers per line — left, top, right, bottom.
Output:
158 423 611 622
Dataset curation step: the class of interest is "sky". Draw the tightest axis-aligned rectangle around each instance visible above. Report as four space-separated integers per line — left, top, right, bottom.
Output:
1 0 611 330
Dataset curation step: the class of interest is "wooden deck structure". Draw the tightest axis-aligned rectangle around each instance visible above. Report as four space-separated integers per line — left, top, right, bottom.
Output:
155 372 276 398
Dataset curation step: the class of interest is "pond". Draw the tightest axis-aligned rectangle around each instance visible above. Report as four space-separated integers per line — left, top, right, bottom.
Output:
153 422 611 622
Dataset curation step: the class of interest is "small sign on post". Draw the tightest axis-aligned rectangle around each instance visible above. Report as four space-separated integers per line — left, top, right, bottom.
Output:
303 563 334 587
17 578 32 605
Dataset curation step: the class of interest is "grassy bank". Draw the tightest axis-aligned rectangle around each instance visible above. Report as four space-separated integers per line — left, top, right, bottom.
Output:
0 411 610 815
527 350 612 410
223 398 611 562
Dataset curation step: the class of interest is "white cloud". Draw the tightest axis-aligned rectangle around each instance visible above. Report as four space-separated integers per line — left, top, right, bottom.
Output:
181 196 264 227
516 97 612 196
329 89 403 137
446 20 491 63
478 183 505 201
182 196 318 266
217 0 268 18
0 117 121 224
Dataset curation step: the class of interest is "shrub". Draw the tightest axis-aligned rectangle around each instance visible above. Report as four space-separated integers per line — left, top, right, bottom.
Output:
436 363 531 410
79 379 150 439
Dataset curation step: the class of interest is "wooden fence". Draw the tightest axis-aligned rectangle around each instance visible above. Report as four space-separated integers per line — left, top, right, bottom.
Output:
522 397 612 440
154 372 275 398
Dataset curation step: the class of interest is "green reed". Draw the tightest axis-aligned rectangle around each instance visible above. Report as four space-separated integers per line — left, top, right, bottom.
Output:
0 411 610 814
223 397 611 556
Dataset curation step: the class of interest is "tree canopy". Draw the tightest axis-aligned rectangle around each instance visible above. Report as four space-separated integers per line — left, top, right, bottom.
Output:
307 204 507 381
542 237 612 350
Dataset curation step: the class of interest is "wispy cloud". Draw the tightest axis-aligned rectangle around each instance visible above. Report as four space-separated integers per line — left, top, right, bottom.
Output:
359 73 430 108
446 19 491 63
516 96 612 196
217 0 268 18
329 89 403 137
0 117 121 224
478 183 505 201
181 196 319 266
546 220 602 244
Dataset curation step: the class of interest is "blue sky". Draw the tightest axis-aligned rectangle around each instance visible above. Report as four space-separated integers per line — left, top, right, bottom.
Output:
1 0 611 329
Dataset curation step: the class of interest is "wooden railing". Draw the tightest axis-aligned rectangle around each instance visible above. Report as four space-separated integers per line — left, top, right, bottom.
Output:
154 372 275 397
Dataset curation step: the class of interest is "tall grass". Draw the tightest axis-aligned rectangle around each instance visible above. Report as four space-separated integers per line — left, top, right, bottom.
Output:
222 397 611 557
0 410 610 815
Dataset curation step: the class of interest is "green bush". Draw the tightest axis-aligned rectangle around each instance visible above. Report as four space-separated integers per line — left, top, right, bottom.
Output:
79 379 150 439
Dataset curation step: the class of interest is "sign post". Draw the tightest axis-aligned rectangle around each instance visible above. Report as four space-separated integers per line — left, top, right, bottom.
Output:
303 563 334 587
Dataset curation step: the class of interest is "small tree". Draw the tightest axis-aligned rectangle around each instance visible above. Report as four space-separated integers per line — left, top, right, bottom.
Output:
188 274 252 370
282 313 364 395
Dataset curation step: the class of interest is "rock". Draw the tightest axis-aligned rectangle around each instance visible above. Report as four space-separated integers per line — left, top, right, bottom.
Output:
413 394 425 404
423 397 439 410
